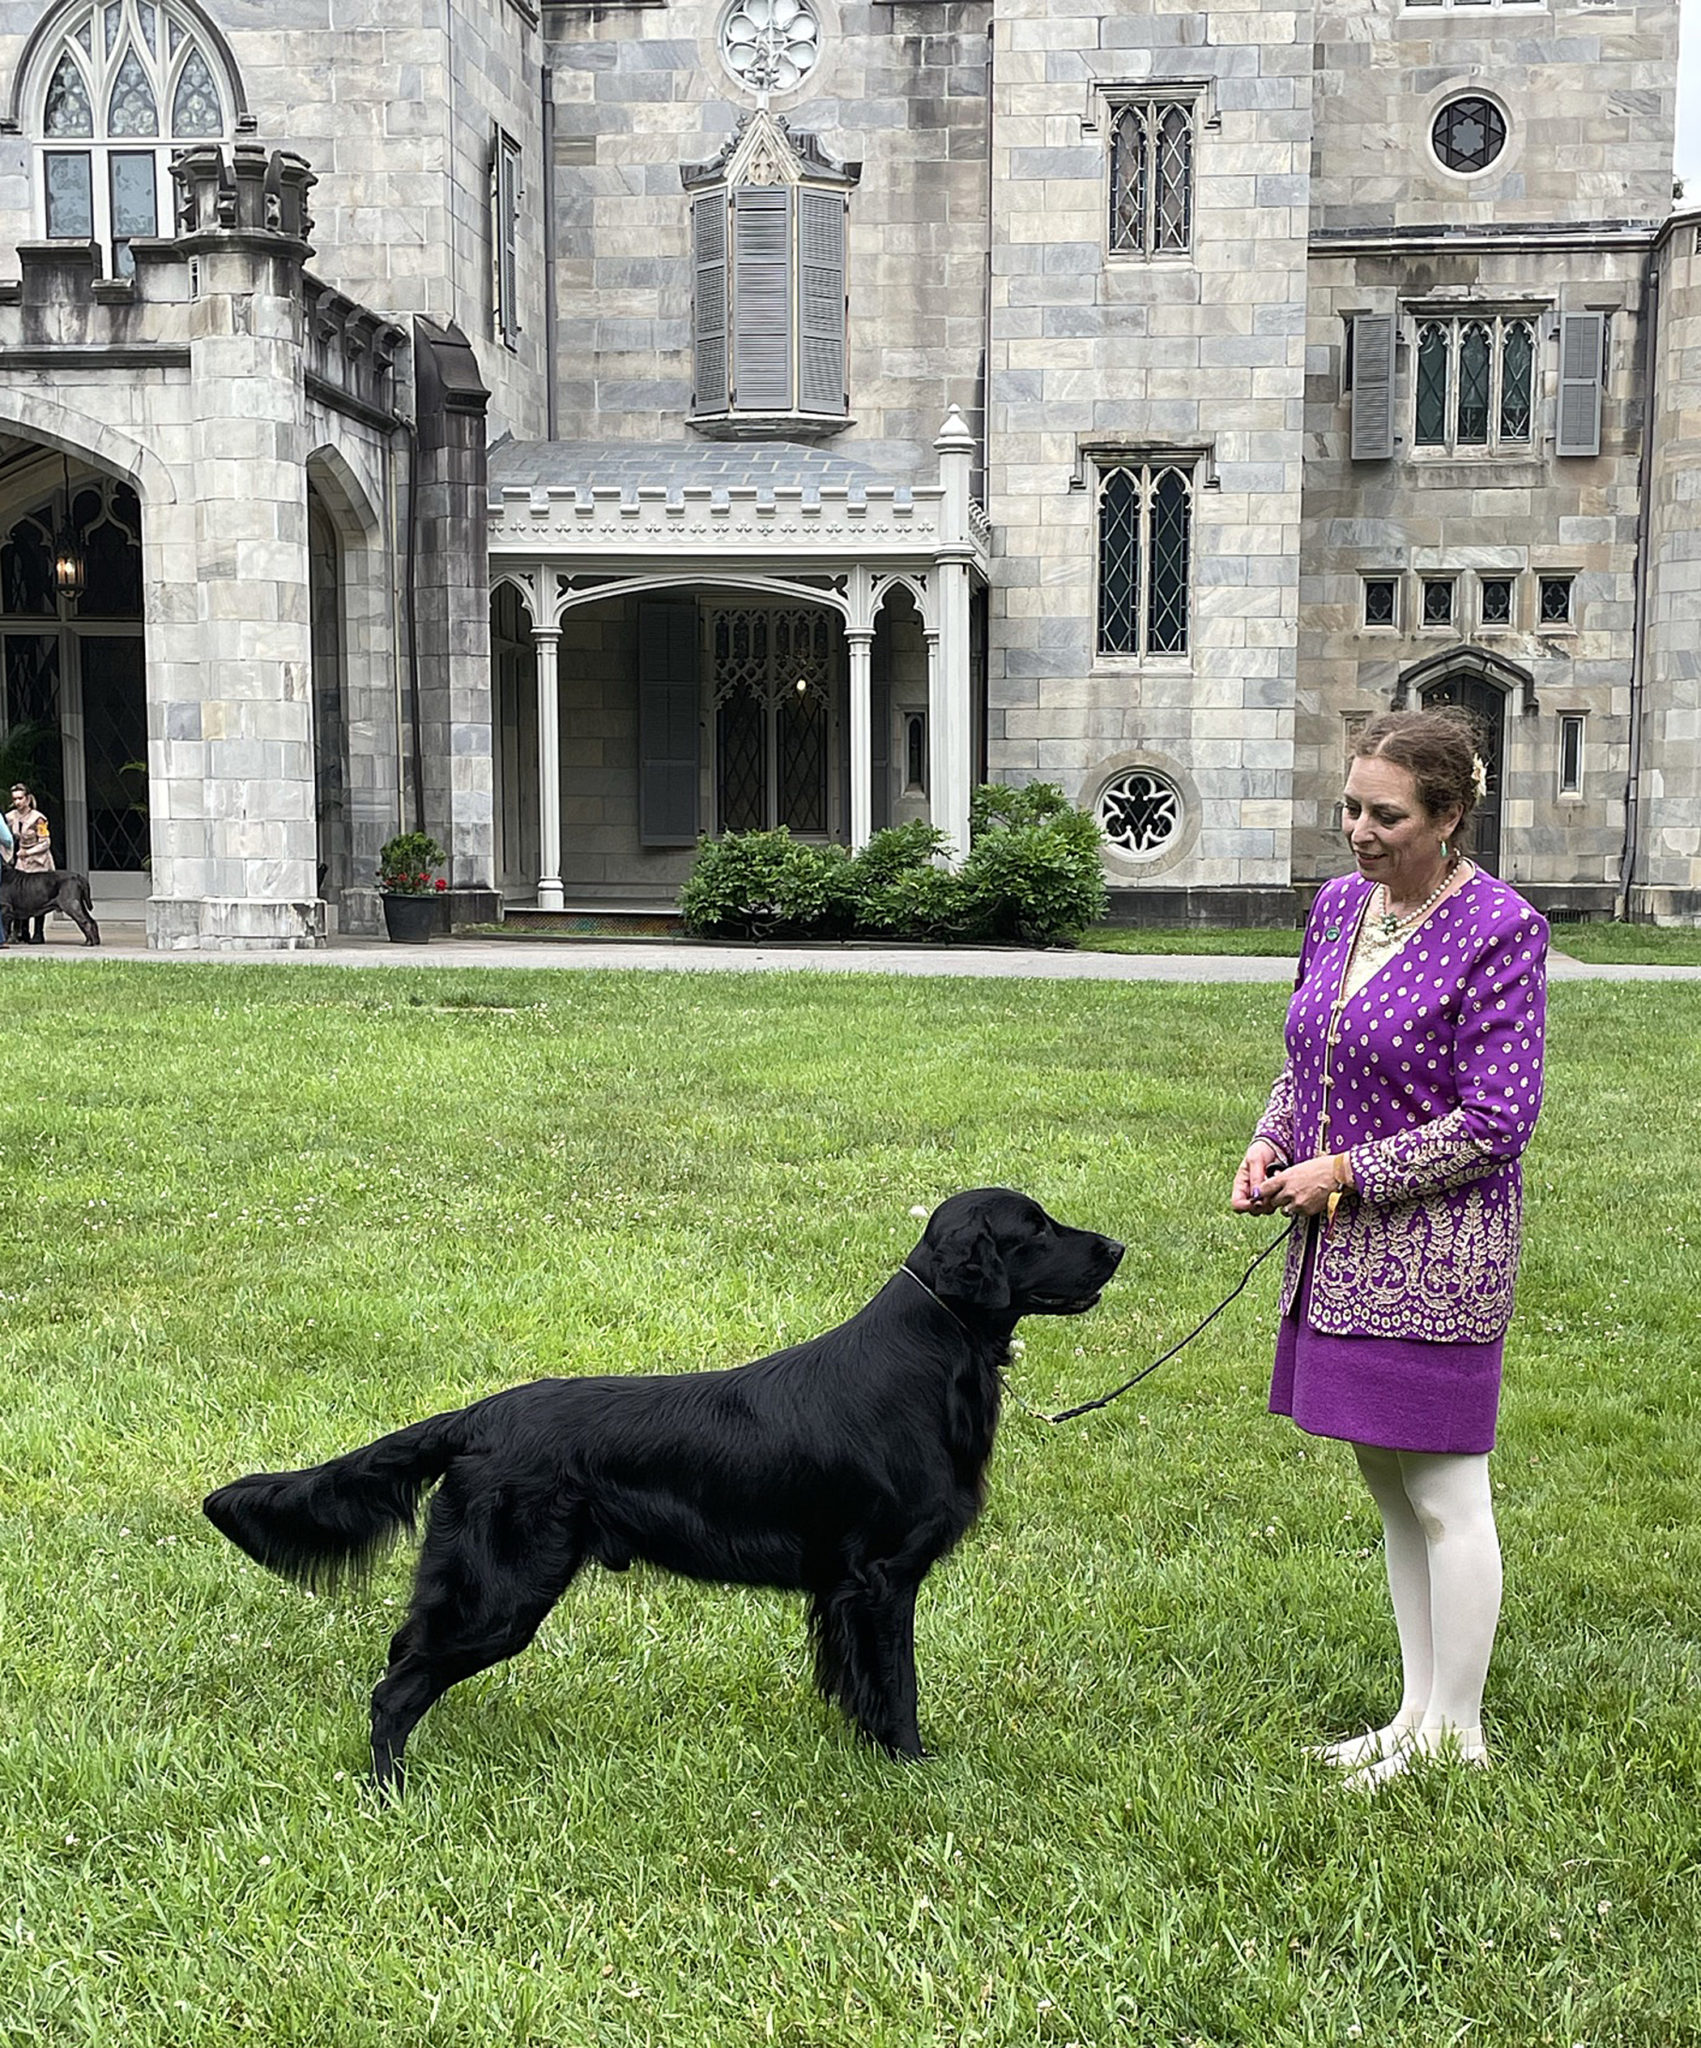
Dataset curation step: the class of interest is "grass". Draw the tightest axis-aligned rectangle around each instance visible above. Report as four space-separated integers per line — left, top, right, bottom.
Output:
2 962 1697 2047
1545 924 1701 967
1080 926 1303 956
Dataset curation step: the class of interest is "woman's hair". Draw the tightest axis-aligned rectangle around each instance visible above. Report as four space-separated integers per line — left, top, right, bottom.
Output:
1351 707 1484 833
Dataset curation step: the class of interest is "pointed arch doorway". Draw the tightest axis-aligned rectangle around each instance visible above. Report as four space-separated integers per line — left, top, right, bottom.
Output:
1398 646 1534 878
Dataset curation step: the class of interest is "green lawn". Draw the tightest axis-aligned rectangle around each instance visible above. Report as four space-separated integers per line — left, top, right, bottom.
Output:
1080 926 1303 957
1546 924 1701 967
3 964 1697 2046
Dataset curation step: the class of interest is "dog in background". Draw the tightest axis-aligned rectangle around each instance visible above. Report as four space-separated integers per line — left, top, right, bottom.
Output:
204 1189 1123 1793
1 867 100 945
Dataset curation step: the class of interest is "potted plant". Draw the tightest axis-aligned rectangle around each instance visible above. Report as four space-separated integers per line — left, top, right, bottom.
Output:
377 831 448 943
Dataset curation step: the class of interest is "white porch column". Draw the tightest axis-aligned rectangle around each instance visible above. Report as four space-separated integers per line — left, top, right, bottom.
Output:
847 627 875 851
932 563 973 865
533 626 564 911
931 407 978 867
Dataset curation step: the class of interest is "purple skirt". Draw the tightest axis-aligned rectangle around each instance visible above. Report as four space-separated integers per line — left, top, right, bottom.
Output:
1269 1224 1504 1455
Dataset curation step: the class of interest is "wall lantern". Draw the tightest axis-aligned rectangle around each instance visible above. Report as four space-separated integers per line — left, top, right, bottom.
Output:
52 455 85 600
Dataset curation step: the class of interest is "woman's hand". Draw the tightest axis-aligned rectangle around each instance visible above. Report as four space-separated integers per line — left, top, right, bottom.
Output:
1232 1141 1285 1215
1257 1154 1350 1220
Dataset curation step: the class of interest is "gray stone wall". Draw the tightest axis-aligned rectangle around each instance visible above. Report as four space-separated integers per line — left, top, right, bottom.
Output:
0 0 549 441
544 1 991 471
983 2 1314 897
1298 242 1652 899
1639 211 1701 920
1310 0 1677 235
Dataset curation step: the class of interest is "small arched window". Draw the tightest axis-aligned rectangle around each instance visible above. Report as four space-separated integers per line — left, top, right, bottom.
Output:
33 0 235 272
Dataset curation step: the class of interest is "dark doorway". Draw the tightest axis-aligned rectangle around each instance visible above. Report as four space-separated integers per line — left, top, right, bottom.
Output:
1418 671 1505 875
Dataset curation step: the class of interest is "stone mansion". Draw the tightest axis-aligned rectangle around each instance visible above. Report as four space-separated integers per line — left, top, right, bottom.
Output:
0 0 1695 945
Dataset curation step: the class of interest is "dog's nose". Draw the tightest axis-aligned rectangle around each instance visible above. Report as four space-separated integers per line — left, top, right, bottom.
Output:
1104 1240 1125 1266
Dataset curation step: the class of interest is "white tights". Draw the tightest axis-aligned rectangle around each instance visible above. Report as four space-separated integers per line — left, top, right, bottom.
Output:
1316 1444 1501 1785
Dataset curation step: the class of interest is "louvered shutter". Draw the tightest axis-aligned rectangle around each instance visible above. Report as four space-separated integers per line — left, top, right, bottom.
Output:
692 194 728 415
1556 311 1605 458
871 682 892 834
638 602 700 848
1350 313 1396 461
797 188 846 416
732 185 793 411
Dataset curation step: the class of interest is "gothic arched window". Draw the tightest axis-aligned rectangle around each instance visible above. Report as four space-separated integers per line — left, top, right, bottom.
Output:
33 0 235 272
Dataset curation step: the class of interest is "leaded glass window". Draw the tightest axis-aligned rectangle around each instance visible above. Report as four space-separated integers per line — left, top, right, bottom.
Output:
1479 576 1513 627
1422 578 1455 629
1097 462 1193 659
1412 313 1541 454
1538 575 1574 627
1363 577 1398 629
711 607 836 834
1109 99 1195 258
32 1 233 261
1096 769 1184 858
1432 96 1507 175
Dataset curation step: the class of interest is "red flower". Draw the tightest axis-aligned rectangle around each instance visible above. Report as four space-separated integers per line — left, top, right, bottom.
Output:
435 877 448 892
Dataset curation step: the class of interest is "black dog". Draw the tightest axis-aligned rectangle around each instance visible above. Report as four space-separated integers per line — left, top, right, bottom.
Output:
1 867 100 946
204 1189 1123 1792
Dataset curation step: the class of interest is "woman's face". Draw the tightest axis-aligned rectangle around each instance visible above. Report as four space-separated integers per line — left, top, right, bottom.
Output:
1341 754 1461 893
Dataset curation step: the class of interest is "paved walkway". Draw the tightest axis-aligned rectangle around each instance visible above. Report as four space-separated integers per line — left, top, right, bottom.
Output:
8 923 1699 981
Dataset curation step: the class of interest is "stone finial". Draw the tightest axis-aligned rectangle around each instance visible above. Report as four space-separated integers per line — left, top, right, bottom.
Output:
934 404 976 454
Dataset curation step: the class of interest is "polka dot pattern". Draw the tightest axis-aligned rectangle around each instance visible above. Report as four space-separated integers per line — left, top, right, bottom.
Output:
1253 868 1549 1347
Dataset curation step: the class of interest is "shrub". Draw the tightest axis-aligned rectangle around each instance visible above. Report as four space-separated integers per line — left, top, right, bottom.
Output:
961 782 1108 946
678 788 1105 946
858 863 980 942
678 829 849 939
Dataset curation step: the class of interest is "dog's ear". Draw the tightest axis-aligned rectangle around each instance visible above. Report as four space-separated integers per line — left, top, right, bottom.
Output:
928 1219 1011 1308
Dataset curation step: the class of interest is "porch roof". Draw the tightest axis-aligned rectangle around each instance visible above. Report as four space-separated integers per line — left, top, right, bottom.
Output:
486 424 988 571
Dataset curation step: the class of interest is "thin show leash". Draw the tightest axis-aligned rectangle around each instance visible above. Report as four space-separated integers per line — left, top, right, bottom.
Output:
902 1218 1299 1427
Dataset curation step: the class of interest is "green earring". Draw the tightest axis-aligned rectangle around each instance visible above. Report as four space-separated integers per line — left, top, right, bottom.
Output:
1440 838 1450 859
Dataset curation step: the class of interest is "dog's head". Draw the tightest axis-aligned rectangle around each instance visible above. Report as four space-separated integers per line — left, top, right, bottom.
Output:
907 1189 1123 1321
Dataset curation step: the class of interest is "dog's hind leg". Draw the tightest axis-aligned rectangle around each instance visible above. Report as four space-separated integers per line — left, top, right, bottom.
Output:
368 1476 586 1795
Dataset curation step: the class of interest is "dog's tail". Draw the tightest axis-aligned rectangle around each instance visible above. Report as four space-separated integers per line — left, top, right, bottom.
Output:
203 1409 466 1591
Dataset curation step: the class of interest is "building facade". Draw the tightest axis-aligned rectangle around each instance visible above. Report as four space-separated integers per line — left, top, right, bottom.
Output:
0 0 1693 946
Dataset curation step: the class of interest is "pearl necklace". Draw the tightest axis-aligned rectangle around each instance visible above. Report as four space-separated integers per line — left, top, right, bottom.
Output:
1366 857 1460 949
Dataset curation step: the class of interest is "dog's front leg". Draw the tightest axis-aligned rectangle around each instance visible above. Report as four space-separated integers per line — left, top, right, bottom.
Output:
854 1570 927 1762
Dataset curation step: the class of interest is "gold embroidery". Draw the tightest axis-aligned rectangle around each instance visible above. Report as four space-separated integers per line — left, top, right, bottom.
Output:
1284 1177 1523 1345
1254 1065 1296 1161
1349 1107 1495 1206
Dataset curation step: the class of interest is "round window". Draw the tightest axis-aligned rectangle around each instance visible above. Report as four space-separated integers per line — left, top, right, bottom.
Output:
720 0 822 95
1431 96 1507 175
1096 769 1184 857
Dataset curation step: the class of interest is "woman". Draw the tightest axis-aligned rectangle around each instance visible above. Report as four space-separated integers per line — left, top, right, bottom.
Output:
1232 708 1548 1787
5 783 53 943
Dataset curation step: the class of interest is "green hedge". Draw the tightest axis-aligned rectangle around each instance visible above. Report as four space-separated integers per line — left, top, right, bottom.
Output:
679 786 1107 946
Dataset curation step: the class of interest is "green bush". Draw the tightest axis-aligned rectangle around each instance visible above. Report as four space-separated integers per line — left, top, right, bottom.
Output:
679 788 1105 946
962 781 1108 945
378 830 447 895
678 828 850 939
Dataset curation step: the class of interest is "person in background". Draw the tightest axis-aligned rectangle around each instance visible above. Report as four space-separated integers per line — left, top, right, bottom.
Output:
0 806 12 946
1232 708 1549 1788
6 783 53 943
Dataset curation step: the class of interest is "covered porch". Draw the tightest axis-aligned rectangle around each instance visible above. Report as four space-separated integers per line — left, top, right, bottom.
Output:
485 413 988 912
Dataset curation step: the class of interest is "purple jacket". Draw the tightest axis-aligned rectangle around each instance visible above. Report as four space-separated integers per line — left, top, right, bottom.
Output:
1254 868 1549 1346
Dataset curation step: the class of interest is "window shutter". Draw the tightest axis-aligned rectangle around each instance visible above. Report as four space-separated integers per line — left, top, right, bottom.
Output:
871 681 891 834
692 194 728 415
797 188 845 416
732 185 793 411
1350 313 1395 461
1556 311 1605 457
638 602 700 848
